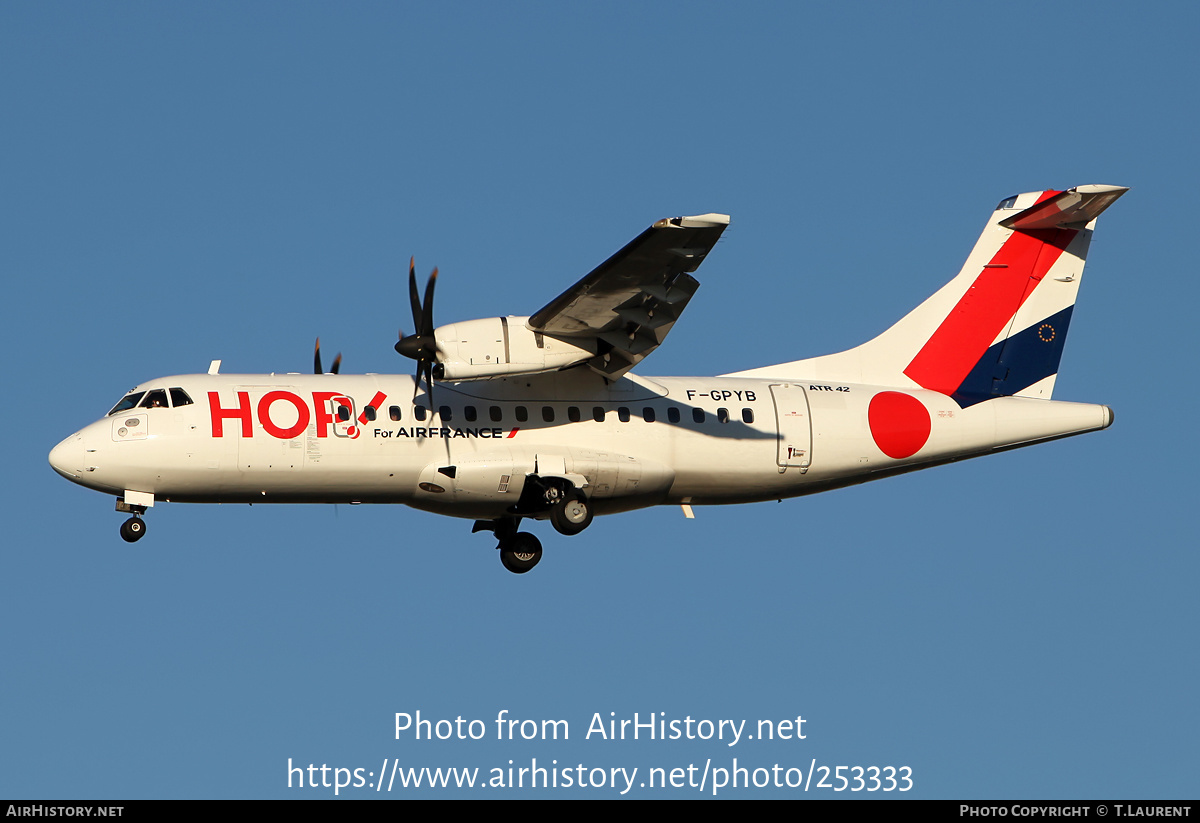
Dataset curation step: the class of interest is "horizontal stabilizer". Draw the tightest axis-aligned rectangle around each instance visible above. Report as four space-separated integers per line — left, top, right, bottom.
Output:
999 185 1128 231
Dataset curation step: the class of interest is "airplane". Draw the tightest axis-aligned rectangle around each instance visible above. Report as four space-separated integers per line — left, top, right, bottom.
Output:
49 184 1128 573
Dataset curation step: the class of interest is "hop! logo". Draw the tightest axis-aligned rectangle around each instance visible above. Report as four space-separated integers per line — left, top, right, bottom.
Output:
208 390 387 440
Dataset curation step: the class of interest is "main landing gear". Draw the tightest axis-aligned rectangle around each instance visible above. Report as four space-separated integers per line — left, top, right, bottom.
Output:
549 490 592 536
473 516 543 574
474 482 596 574
500 532 542 574
533 478 594 538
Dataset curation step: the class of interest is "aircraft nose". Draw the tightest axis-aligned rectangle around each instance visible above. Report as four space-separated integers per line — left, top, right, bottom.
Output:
49 433 85 479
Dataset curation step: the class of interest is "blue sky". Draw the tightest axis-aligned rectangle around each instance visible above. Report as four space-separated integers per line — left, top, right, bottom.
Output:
3 2 1197 798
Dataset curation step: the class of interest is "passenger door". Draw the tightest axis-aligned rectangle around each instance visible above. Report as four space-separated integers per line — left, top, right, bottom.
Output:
769 384 812 471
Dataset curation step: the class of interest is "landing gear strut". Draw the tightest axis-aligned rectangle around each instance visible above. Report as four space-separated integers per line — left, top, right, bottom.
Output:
475 516 543 574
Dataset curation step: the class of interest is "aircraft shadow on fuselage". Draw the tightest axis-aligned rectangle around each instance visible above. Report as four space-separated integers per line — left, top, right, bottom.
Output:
404 369 780 443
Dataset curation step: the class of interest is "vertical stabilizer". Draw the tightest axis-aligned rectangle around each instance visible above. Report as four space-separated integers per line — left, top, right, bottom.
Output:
726 185 1127 404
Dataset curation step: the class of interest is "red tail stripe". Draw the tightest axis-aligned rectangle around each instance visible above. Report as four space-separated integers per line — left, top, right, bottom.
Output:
903 208 1076 395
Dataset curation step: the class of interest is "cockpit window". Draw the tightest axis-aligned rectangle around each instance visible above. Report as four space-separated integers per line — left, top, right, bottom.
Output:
139 389 169 409
108 391 146 416
169 388 193 407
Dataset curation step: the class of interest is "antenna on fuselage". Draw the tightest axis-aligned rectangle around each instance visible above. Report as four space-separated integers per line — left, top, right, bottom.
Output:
208 360 222 375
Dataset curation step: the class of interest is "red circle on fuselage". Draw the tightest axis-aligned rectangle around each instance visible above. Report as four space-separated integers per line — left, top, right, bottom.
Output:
868 391 931 459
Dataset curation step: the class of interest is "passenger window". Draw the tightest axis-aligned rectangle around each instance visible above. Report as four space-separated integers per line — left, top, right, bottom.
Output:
568 406 581 423
717 408 729 423
464 406 477 422
693 408 705 424
618 407 630 422
542 406 555 422
742 408 754 424
140 389 169 409
337 404 351 422
389 406 402 422
169 388 193 408
414 406 428 422
643 407 656 423
592 407 605 422
668 408 680 423
364 405 377 422
516 406 528 423
439 405 452 421
490 406 502 422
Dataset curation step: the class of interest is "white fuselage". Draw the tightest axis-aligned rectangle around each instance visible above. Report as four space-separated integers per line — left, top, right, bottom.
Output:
49 368 1112 523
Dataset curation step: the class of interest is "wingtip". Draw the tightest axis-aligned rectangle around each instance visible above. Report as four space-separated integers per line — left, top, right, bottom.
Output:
1075 184 1130 195
654 213 731 229
679 213 730 227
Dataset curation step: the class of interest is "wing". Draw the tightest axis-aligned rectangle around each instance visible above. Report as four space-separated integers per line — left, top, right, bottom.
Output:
528 213 729 379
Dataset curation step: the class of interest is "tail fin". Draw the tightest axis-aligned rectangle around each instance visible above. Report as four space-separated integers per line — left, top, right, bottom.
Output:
728 185 1127 404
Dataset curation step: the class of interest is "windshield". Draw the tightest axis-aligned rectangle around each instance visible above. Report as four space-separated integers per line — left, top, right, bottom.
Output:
107 386 194 415
138 389 169 409
108 392 146 416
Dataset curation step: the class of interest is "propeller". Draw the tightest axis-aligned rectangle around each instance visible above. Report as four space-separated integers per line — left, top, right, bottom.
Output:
395 258 441 406
313 338 342 375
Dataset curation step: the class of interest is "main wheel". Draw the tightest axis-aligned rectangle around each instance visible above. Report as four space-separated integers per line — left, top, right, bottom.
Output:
499 532 542 574
120 517 146 543
550 491 592 536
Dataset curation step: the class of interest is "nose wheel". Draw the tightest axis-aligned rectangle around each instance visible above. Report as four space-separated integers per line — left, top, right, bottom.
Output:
119 516 147 543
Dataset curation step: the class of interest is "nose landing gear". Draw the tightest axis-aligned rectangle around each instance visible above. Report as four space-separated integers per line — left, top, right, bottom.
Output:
119 516 147 543
116 496 148 543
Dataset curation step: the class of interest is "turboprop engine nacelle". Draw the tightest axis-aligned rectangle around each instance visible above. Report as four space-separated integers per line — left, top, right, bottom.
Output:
434 316 595 380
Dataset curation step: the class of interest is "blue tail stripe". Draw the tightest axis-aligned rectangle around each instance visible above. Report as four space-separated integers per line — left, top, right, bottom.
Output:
952 305 1075 408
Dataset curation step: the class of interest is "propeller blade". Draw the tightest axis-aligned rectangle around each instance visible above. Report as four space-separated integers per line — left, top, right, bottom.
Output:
398 260 441 406
408 258 422 333
420 267 438 336
314 337 323 375
330 353 342 375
